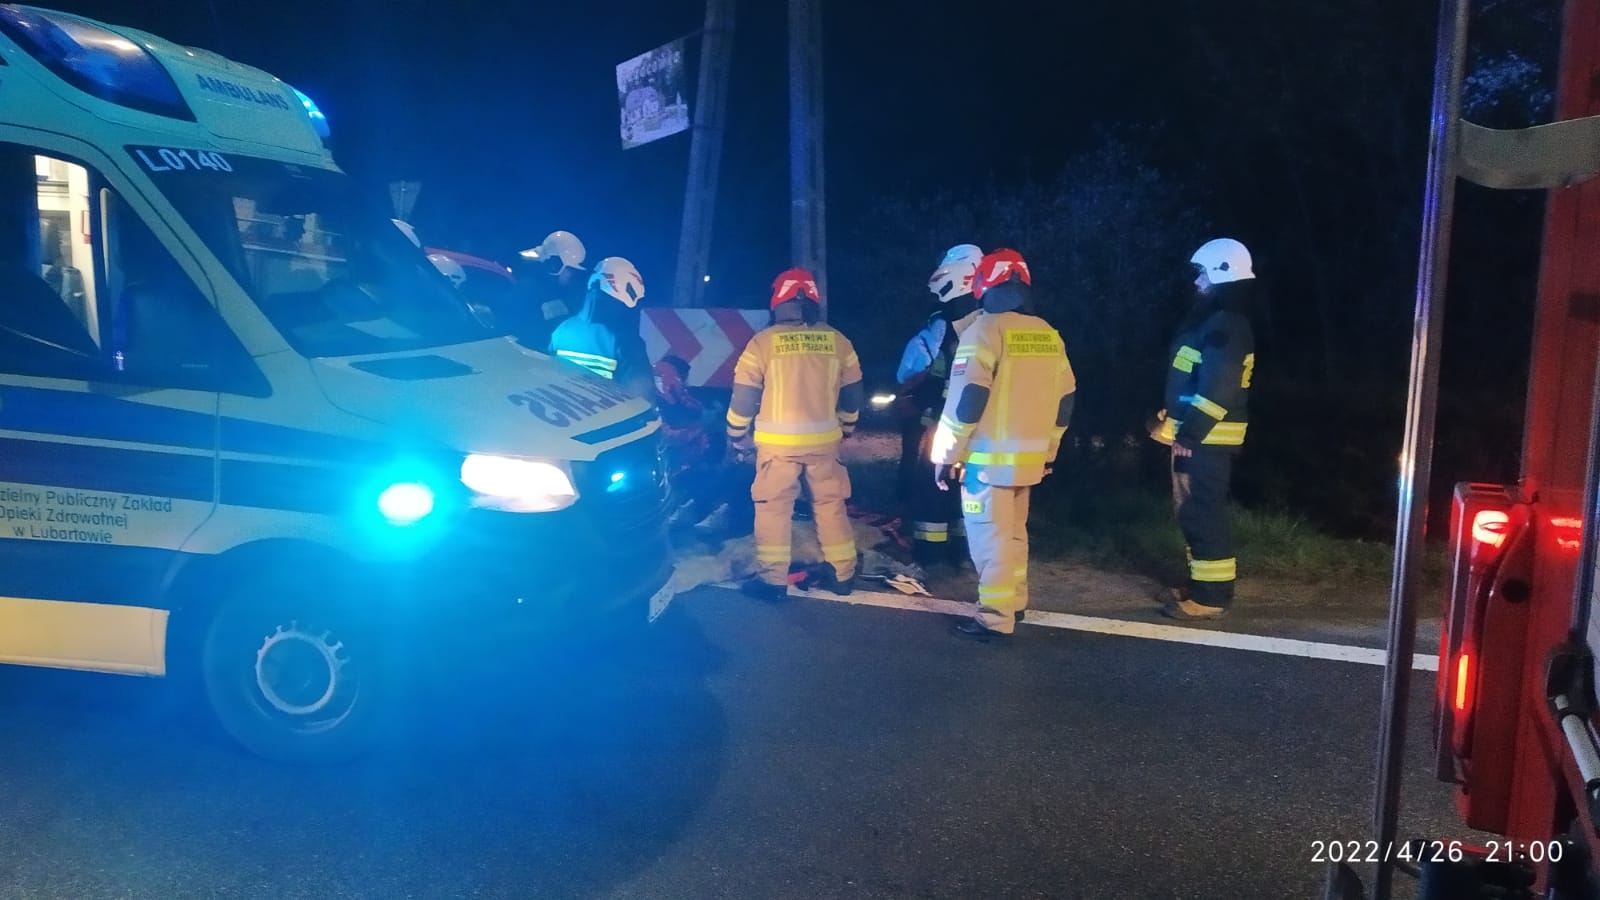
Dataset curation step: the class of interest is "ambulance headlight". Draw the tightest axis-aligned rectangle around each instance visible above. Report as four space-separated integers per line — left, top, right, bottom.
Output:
377 482 435 526
460 455 578 513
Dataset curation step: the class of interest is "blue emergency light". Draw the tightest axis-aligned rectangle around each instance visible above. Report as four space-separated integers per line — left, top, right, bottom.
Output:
0 6 195 120
291 87 330 140
377 482 435 526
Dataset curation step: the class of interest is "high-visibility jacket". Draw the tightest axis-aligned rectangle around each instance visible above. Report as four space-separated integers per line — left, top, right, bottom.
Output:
548 291 654 400
930 311 1076 486
1155 285 1255 450
727 322 864 452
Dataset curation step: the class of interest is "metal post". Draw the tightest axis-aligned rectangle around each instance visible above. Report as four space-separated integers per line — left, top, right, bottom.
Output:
1369 1 1470 898
1570 350 1600 639
672 0 737 309
788 0 827 318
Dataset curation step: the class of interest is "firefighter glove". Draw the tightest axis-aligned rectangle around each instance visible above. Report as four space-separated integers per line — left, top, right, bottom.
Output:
1147 409 1176 445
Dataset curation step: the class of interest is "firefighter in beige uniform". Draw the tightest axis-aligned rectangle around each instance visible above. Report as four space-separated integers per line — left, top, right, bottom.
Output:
931 249 1076 639
726 268 865 600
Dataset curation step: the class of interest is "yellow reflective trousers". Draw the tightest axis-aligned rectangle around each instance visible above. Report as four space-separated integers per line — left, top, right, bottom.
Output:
751 447 857 587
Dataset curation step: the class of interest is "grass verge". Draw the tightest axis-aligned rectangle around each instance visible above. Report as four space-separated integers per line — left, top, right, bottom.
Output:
847 456 1440 587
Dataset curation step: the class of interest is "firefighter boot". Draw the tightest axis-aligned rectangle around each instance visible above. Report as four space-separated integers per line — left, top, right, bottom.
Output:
1155 586 1189 609
818 561 856 596
953 618 1009 641
741 579 790 602
1161 597 1227 620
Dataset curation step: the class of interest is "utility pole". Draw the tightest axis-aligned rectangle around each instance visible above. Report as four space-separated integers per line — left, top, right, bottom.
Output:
672 0 737 308
788 0 826 319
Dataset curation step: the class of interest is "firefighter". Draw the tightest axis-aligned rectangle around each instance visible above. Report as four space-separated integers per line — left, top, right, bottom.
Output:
511 230 587 349
897 243 984 568
548 256 656 401
726 269 865 600
931 249 1076 640
1150 237 1257 620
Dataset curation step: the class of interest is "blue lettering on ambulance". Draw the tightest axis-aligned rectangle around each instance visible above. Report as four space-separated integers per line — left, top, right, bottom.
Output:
509 377 635 429
133 147 233 175
551 384 604 416
195 74 292 111
509 391 568 428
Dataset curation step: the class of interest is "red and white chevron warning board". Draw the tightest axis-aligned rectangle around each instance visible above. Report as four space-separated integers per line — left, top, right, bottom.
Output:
642 308 768 388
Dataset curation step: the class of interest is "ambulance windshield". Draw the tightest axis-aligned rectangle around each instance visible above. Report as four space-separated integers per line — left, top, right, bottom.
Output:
128 147 501 357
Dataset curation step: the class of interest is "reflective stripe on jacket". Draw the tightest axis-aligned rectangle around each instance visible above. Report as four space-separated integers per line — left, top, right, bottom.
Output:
554 348 618 379
1162 293 1254 449
548 295 655 400
727 323 864 452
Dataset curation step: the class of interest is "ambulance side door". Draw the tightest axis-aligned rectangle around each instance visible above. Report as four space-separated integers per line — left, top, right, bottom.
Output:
0 132 251 675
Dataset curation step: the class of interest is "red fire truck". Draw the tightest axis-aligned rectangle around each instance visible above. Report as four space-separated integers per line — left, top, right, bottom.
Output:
1338 1 1600 897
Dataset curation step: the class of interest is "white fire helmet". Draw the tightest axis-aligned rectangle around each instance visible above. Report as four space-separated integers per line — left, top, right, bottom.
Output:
427 253 467 288
928 243 984 302
1190 238 1255 285
520 230 587 272
590 257 645 308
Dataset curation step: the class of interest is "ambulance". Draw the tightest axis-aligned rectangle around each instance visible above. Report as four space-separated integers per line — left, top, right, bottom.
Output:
0 5 673 763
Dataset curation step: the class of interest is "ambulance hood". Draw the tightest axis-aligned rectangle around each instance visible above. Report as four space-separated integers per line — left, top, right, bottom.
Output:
307 338 658 462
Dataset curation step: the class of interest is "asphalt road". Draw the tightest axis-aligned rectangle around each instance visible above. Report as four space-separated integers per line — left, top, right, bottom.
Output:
0 587 1465 900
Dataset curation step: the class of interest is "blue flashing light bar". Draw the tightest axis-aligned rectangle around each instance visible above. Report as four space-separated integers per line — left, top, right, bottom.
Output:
0 6 194 121
291 86 330 140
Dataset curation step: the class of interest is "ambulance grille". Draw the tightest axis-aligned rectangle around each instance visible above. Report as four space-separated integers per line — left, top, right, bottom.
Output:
573 435 669 531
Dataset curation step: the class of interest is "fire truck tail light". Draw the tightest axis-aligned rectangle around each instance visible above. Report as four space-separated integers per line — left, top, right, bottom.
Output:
1549 515 1583 553
1454 652 1472 713
1472 510 1511 550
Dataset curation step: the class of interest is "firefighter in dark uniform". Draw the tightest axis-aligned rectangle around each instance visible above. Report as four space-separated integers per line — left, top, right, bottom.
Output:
896 243 983 568
1152 238 1257 619
512 230 588 351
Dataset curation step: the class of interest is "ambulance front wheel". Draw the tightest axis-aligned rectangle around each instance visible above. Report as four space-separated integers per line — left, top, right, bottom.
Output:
201 585 389 765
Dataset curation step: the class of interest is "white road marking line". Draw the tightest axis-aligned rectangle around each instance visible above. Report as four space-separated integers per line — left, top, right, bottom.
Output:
718 582 1439 671
1020 609 1439 672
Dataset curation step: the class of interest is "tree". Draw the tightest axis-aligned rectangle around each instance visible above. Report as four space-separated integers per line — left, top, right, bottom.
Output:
835 131 1208 438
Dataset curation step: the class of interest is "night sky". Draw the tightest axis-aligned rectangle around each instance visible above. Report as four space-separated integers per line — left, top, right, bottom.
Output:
40 0 1263 307
28 0 1566 533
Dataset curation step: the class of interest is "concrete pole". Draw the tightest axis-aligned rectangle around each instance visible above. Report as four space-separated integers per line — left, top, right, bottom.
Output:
788 0 827 319
672 0 737 308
